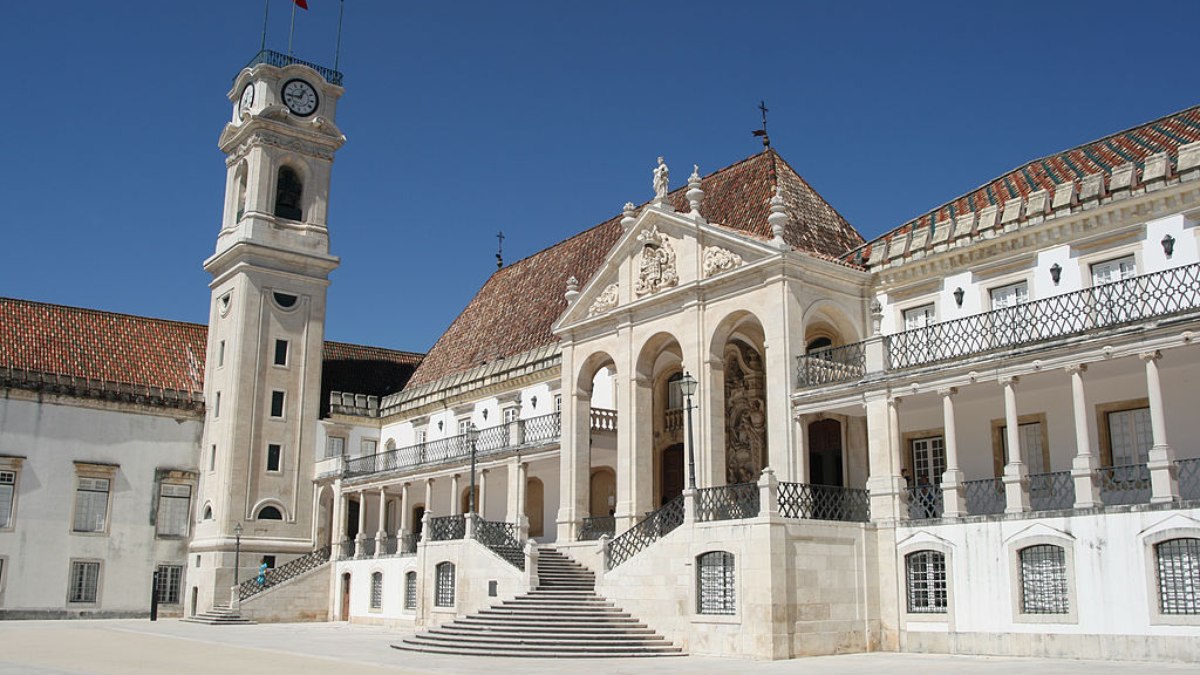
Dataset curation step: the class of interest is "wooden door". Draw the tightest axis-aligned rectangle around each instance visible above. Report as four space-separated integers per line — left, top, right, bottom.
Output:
808 419 844 487
340 573 351 620
661 444 684 506
526 478 545 538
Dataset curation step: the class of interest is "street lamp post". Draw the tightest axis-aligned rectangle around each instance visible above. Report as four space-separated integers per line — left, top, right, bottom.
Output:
678 371 699 491
233 522 243 590
466 423 480 515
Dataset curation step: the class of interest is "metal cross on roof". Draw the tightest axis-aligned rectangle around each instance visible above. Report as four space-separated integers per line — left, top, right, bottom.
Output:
753 100 771 148
496 230 505 269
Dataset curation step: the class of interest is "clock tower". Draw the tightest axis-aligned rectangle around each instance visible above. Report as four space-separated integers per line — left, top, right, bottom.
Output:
189 52 345 615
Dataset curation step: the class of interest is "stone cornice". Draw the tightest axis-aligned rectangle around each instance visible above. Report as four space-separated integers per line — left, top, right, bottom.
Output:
1 367 204 416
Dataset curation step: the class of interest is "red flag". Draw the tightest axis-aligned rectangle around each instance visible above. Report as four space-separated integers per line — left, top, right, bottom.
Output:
294 0 308 8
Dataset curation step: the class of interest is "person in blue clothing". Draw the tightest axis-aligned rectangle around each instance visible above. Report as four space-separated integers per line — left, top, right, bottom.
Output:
257 561 267 586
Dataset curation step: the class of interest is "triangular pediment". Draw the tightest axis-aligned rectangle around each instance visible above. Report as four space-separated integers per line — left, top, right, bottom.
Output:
555 204 782 330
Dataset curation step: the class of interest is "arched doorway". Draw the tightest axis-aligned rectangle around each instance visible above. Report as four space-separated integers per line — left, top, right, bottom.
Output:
660 444 684 506
340 573 351 620
589 468 616 517
526 477 545 538
808 419 844 487
460 486 480 516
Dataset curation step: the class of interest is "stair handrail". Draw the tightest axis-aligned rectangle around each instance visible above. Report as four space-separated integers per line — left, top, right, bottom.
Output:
604 495 685 570
238 544 332 601
470 513 525 570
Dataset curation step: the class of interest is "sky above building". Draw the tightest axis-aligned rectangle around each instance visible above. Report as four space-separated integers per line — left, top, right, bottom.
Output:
2 1 1199 352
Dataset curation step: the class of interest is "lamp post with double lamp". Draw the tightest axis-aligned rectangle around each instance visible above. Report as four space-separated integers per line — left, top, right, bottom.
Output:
466 423 480 515
233 522 243 589
677 371 699 491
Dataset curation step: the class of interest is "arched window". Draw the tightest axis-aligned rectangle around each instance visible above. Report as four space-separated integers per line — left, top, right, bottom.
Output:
404 571 417 610
434 562 455 607
905 550 947 613
201 504 213 520
806 336 833 352
1018 544 1068 614
274 166 303 221
257 505 283 520
666 372 684 411
1155 537 1200 615
234 162 248 221
370 572 383 610
696 551 735 615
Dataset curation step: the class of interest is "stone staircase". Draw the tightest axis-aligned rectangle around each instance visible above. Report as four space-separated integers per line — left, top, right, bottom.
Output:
181 603 256 625
394 546 683 658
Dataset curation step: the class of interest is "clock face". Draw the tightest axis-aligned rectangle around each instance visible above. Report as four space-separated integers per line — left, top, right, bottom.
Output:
239 83 255 113
281 79 318 117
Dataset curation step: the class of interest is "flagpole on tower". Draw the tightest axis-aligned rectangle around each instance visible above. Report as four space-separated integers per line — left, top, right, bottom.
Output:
260 0 270 52
334 0 345 71
288 0 298 56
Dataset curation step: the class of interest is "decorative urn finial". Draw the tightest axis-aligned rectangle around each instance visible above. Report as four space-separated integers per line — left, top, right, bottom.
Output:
686 164 705 219
768 185 789 249
565 276 580 304
621 202 637 231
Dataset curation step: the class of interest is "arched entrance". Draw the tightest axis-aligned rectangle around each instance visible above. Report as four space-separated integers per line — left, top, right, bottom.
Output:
589 468 616 516
808 418 844 486
526 477 545 538
660 444 684 506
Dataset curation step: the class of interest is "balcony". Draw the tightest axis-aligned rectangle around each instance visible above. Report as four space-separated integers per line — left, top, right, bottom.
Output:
244 49 344 86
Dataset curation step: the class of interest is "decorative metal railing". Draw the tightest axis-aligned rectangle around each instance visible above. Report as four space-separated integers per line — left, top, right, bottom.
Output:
1029 471 1075 511
356 537 376 558
796 343 867 389
427 514 466 541
886 262 1200 370
906 485 944 520
344 412 563 478
696 483 760 522
1177 458 1200 501
380 534 418 557
470 514 525 570
579 516 616 540
244 49 344 86
590 408 617 432
1099 463 1152 506
605 495 686 569
963 478 1005 515
238 545 331 601
337 539 356 559
777 482 871 522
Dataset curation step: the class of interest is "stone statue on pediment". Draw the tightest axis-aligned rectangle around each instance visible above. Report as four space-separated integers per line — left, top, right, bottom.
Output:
653 157 669 202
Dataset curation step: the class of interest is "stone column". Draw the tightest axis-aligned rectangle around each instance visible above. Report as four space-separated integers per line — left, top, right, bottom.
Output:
1001 376 1029 513
516 462 530 541
864 395 904 522
793 413 809 485
478 469 489 519
332 482 346 560
423 478 434 516
398 482 410 538
355 490 367 556
939 388 966 517
1142 351 1179 503
450 474 461 515
758 466 779 517
557 391 591 542
1067 364 1100 508
375 486 386 558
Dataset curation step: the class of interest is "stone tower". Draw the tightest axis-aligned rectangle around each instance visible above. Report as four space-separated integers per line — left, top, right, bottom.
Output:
189 52 345 614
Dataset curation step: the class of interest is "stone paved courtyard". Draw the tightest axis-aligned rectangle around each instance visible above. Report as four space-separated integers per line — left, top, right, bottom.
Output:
0 620 1193 674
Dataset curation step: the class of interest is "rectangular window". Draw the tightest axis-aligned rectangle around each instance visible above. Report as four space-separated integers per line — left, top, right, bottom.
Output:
325 436 345 459
1091 255 1137 284
555 395 563 412
217 340 225 368
457 419 471 436
209 445 216 472
69 561 100 603
273 339 289 366
1156 538 1200 615
1091 255 1139 325
503 408 518 424
404 571 417 610
73 477 110 533
0 471 15 528
1000 422 1048 474
990 281 1029 346
1107 407 1152 466
906 550 948 613
156 484 191 537
214 392 221 418
370 572 383 609
155 565 183 604
435 562 455 607
1019 544 1069 614
903 304 936 331
266 444 282 472
697 551 736 615
270 391 285 418
909 437 946 486
261 555 276 569
360 439 377 457
416 430 427 445
902 304 937 363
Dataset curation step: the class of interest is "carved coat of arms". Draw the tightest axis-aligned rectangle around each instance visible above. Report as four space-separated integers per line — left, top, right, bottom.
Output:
634 225 678 297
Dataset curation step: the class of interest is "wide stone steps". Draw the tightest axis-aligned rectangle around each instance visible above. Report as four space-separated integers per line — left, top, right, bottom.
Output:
181 604 256 625
393 545 683 658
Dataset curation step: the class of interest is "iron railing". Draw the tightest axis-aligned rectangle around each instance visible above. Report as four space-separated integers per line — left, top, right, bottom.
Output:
1029 471 1075 511
963 478 1005 515
886 262 1200 370
380 534 418 557
777 482 871 522
696 483 760 522
605 495 685 569
1177 458 1200 501
906 485 944 520
1099 463 1152 506
337 539 356 559
590 408 617 432
796 343 867 389
579 516 616 540
344 412 562 478
244 49 344 86
470 514 524 570
238 545 331 601
428 514 466 541
356 537 376 558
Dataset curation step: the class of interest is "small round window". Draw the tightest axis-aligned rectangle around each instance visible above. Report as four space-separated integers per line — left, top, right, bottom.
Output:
272 292 298 310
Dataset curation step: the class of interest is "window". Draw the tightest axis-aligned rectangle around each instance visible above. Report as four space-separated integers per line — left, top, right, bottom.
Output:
155 565 183 604
273 339 288 366
1107 407 1152 466
0 470 15 528
361 439 377 457
261 555 276 569
208 445 216 472
202 504 213 520
555 395 562 412
270 391 285 418
906 550 947 613
214 392 221 418
902 304 938 362
503 407 518 424
1091 255 1137 284
266 444 282 472
73 477 110 533
1091 255 1139 324
404 571 417 610
1156 538 1200 615
457 419 471 436
999 421 1049 474
257 505 283 520
696 551 735 614
415 430 427 445
272 292 298 309
370 572 383 610
1019 544 1069 614
666 372 684 410
435 562 455 607
909 436 945 486
217 340 225 367
274 166 303 220
325 436 345 459
69 561 100 603
156 484 191 537
903 304 935 331
990 281 1029 346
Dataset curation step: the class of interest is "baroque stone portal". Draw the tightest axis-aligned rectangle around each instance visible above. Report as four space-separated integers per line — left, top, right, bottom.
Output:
725 340 767 484
634 225 678 297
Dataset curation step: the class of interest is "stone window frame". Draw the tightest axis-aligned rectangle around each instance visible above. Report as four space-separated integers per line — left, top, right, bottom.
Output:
403 569 418 612
898 536 956 625
1094 398 1151 467
1142 525 1200 626
252 498 288 522
0 456 24 532
369 568 384 612
694 550 737 618
989 413 1051 477
155 563 185 605
434 561 456 609
269 390 286 420
272 338 290 368
71 462 118 536
265 443 284 473
153 468 197 539
1075 242 1142 292
67 558 104 606
1007 531 1078 625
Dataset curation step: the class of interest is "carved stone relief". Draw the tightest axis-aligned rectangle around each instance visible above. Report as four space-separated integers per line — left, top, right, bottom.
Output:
634 225 678 297
724 340 767 484
702 246 744 278
588 283 619 316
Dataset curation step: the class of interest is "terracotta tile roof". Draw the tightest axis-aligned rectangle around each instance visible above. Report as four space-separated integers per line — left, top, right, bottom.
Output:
845 104 1200 267
408 150 864 387
0 297 424 410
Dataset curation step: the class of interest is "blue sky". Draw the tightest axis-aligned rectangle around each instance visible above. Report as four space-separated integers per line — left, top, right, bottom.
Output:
3 1 1198 352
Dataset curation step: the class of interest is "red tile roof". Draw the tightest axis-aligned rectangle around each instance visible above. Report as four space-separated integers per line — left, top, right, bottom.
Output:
408 150 864 386
846 104 1200 266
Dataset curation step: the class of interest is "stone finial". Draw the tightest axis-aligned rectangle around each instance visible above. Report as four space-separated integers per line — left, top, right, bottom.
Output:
621 202 637 231
564 276 580 304
870 299 884 336
767 186 789 249
686 165 705 219
652 156 670 203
